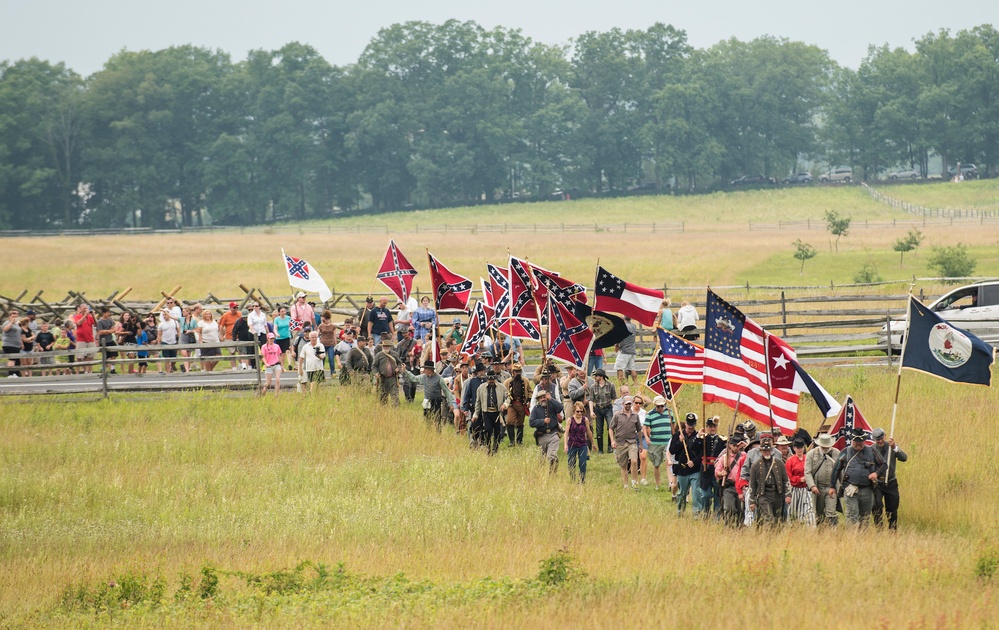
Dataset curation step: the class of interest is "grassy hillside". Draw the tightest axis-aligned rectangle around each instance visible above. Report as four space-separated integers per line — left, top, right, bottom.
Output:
0 183 995 300
1 367 997 627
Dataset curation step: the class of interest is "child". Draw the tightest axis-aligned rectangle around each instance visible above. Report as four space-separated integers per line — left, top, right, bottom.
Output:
135 321 150 376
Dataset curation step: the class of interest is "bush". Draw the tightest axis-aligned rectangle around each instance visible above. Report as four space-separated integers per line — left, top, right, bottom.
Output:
976 546 999 580
928 244 977 279
853 262 882 284
536 547 584 586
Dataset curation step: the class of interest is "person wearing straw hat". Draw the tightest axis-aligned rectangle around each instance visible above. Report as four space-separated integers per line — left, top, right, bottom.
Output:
871 428 907 530
804 432 841 526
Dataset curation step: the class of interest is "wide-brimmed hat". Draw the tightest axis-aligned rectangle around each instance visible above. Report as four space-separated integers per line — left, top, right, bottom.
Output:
422 360 436 370
474 362 486 373
381 338 393 347
776 436 791 446
511 363 523 372
652 395 667 406
815 433 836 448
593 368 607 378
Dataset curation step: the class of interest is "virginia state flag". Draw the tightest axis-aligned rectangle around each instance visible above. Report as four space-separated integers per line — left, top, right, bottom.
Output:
902 296 994 386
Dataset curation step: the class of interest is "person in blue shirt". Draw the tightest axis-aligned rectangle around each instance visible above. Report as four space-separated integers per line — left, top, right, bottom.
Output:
412 296 437 342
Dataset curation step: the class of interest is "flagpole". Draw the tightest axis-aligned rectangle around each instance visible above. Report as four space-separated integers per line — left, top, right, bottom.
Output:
525 258 549 360
426 249 440 366
885 292 913 488
763 330 777 434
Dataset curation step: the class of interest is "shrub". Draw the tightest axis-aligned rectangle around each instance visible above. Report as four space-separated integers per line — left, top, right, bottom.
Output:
536 547 584 586
853 262 881 284
928 244 976 279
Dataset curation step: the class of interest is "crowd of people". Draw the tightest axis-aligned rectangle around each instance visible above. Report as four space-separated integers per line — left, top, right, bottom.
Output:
2 291 906 529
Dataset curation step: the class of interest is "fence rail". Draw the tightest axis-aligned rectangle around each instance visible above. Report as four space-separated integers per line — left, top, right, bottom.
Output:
862 183 999 220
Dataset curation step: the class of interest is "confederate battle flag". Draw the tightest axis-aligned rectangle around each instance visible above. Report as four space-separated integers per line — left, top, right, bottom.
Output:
376 239 418 304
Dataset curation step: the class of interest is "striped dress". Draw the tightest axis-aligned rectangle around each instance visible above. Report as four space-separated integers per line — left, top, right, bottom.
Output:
786 453 816 526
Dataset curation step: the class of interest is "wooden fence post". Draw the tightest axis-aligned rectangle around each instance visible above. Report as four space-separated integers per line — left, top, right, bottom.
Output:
254 340 262 392
101 345 109 399
780 291 787 337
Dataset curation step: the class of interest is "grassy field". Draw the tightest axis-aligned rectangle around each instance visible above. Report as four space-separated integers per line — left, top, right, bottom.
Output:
1 366 998 627
1 182 997 302
2 182 998 627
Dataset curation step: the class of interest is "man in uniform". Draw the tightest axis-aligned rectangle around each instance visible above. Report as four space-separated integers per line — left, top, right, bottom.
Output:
528 389 564 473
589 368 616 454
529 365 561 412
804 432 841 526
740 428 783 527
473 370 510 455
503 363 531 446
696 416 726 518
462 363 488 447
871 428 907 530
346 335 371 385
832 428 886 528
451 360 471 434
396 327 418 402
749 436 791 527
669 413 703 516
371 338 401 405
715 433 747 526
400 360 457 431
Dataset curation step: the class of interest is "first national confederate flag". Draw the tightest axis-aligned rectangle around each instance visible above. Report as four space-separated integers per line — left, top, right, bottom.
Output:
593 266 664 327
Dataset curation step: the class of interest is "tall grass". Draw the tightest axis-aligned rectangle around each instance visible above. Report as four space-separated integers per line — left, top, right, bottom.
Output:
2 366 998 626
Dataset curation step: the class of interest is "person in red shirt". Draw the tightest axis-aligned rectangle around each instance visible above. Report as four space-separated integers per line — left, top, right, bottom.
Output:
72 304 97 373
786 438 816 526
217 302 242 369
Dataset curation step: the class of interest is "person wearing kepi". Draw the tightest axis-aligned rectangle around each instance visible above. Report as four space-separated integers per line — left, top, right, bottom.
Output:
473 370 510 455
529 388 564 473
785 437 816 526
503 363 532 446
345 335 371 385
804 432 841 526
749 436 791 527
371 338 402 406
297 330 326 394
400 360 457 432
696 416 726 518
259 332 283 396
609 395 643 489
669 413 703 514
589 368 616 454
715 432 747 526
832 428 886 528
462 363 488 448
564 401 594 483
740 425 781 526
871 428 907 530
642 396 674 491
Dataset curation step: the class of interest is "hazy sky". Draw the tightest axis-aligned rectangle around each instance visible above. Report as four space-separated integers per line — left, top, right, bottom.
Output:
2 0 997 76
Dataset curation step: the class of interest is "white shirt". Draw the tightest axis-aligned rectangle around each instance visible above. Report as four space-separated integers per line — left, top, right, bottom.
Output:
300 341 325 371
198 320 220 344
157 319 179 344
248 310 269 335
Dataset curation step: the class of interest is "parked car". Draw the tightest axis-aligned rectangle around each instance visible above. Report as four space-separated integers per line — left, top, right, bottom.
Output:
946 163 978 179
819 167 853 183
782 172 813 184
730 175 773 186
888 168 921 180
879 281 999 353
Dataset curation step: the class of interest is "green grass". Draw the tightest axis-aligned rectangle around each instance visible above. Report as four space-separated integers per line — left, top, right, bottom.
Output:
879 179 999 212
2 368 999 626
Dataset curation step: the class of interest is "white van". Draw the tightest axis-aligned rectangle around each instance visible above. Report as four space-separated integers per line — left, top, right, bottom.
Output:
880 281 999 352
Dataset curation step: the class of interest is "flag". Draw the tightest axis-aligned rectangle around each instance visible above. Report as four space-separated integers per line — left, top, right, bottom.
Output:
376 239 418 304
427 251 473 311
766 334 842 418
460 301 491 357
532 265 586 314
487 264 510 329
656 329 704 384
828 395 873 451
495 258 540 341
480 277 493 310
593 266 664 327
282 249 333 303
702 290 799 435
645 351 683 400
546 299 595 369
573 303 631 350
902 296 994 386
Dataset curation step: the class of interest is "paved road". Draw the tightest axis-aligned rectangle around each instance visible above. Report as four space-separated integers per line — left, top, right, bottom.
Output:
0 369 300 396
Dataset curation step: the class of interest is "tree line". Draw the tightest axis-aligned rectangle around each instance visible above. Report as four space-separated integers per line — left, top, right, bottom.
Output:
1 21 997 230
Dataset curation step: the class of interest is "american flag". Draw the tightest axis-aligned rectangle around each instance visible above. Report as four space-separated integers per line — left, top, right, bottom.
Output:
656 329 704 384
702 290 799 435
828 395 873 451
645 351 683 400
